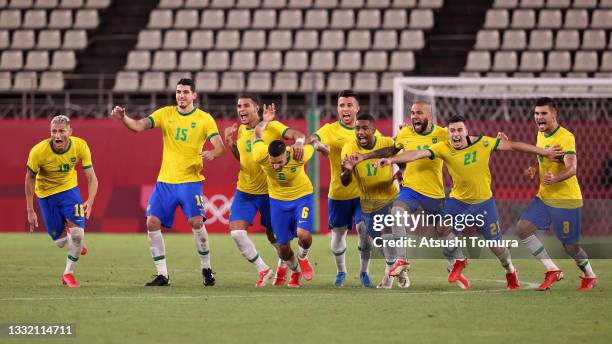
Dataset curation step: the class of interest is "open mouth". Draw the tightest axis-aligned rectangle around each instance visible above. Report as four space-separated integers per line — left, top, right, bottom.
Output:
358 136 368 145
341 113 352 122
412 120 422 131
451 137 462 145
239 112 249 123
536 120 547 129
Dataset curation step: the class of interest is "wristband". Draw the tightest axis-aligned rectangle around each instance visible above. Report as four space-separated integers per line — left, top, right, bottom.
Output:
296 138 305 144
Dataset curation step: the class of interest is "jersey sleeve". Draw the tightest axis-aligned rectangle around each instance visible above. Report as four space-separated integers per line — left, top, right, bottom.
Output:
26 146 40 174
484 136 501 152
314 124 329 145
394 129 406 149
268 120 290 139
148 108 164 129
79 141 93 169
427 142 445 161
252 139 268 163
560 132 577 154
302 144 315 163
203 113 220 141
340 141 355 160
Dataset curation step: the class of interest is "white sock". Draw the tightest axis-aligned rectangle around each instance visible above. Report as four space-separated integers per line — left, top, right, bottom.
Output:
298 244 309 260
381 233 397 261
440 232 466 270
385 259 395 274
277 258 287 268
521 234 559 271
285 254 300 272
331 227 347 273
193 226 211 269
64 227 84 274
148 230 168 277
494 247 515 273
231 229 268 272
571 248 596 278
55 236 69 249
391 207 408 260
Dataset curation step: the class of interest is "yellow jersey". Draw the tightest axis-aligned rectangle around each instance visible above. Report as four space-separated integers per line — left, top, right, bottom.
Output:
395 125 447 198
252 140 315 201
236 121 289 195
26 136 93 198
428 136 500 204
148 106 219 184
341 136 399 213
536 126 582 208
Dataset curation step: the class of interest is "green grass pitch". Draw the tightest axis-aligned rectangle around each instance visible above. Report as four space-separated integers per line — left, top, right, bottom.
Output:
1 233 611 344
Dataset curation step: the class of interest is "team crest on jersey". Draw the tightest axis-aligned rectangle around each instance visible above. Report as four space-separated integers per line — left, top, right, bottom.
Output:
432 138 438 144
191 122 196 128
70 157 77 163
483 141 489 147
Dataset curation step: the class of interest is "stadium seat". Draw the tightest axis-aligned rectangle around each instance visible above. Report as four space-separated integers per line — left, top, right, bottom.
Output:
257 51 282 70
74 9 99 29
63 30 87 49
0 31 8 49
573 51 598 72
39 71 64 91
546 51 571 71
511 9 535 29
262 0 285 8
163 30 188 50
35 0 59 8
315 0 338 8
475 30 500 50
564 9 588 29
237 0 260 8
484 10 509 29
11 30 35 49
0 71 11 91
357 9 381 29
252 9 276 29
294 30 317 50
288 0 312 7
152 51 176 71
581 30 606 50
520 0 543 7
49 9 73 29
13 71 37 90
592 10 612 29
85 0 110 8
600 52 612 72
272 71 298 92
9 0 32 8
546 0 570 8
465 51 491 72
215 30 240 50
366 0 389 8
299 71 324 92
125 51 151 71
346 30 371 50
528 30 553 50
137 30 162 50
373 30 397 50
205 51 230 70
321 30 345 50
148 10 173 29
493 0 518 8
573 0 598 8
60 0 84 8
278 9 302 29
383 9 407 29
389 51 415 71
167 71 192 90
159 0 183 8
310 51 335 71
227 9 250 29
140 71 166 92
393 0 416 7
519 51 544 71
399 30 425 50
419 0 442 8
337 51 361 71
537 9 561 29
554 30 579 50
200 10 224 29
353 72 378 92
305 9 328 29
410 9 434 29
341 0 364 8
327 72 352 92
283 51 308 71
492 51 517 71
0 10 21 29
231 51 255 71
211 0 235 7
219 71 245 92
330 9 355 29
22 10 46 29
178 51 203 70
380 72 402 92
363 51 387 71
242 30 266 50
25 51 49 70
246 71 271 92
502 30 526 50
185 0 209 6
189 30 213 50
268 30 292 50
109 72 139 92
174 10 198 29
195 71 218 92
0 50 23 70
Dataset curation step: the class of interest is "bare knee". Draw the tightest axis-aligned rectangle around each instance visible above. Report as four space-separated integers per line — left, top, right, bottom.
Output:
517 219 536 239
436 226 452 237
229 220 248 231
297 229 312 248
147 216 162 232
278 244 292 260
188 216 204 229
69 227 84 244
563 243 580 256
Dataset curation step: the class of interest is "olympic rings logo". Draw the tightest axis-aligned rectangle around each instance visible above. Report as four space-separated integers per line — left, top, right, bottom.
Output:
203 194 233 225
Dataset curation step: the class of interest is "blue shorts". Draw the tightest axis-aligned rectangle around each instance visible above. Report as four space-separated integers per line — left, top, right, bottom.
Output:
361 202 393 239
443 197 502 240
229 190 272 229
328 197 362 229
38 187 85 240
269 194 314 245
521 197 581 244
146 181 206 229
396 186 445 214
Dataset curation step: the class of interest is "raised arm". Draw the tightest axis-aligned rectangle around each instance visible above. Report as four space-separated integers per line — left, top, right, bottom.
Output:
111 106 152 133
544 153 577 185
340 155 357 187
374 149 432 168
495 133 563 160
354 145 402 163
224 123 240 160
24 168 38 232
82 167 98 220
311 140 330 156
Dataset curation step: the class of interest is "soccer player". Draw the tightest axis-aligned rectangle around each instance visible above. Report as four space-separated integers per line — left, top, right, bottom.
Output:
375 115 563 289
224 94 306 287
340 114 411 289
25 115 98 288
251 110 329 288
309 90 372 288
353 101 470 289
516 97 597 291
111 78 225 287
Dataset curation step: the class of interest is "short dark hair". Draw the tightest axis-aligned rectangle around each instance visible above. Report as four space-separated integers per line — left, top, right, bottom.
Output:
357 113 376 125
448 115 466 124
338 90 359 103
535 97 556 111
177 78 195 92
237 93 261 106
268 140 286 158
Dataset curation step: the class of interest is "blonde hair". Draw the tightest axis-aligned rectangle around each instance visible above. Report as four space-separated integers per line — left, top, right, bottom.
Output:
51 115 70 125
